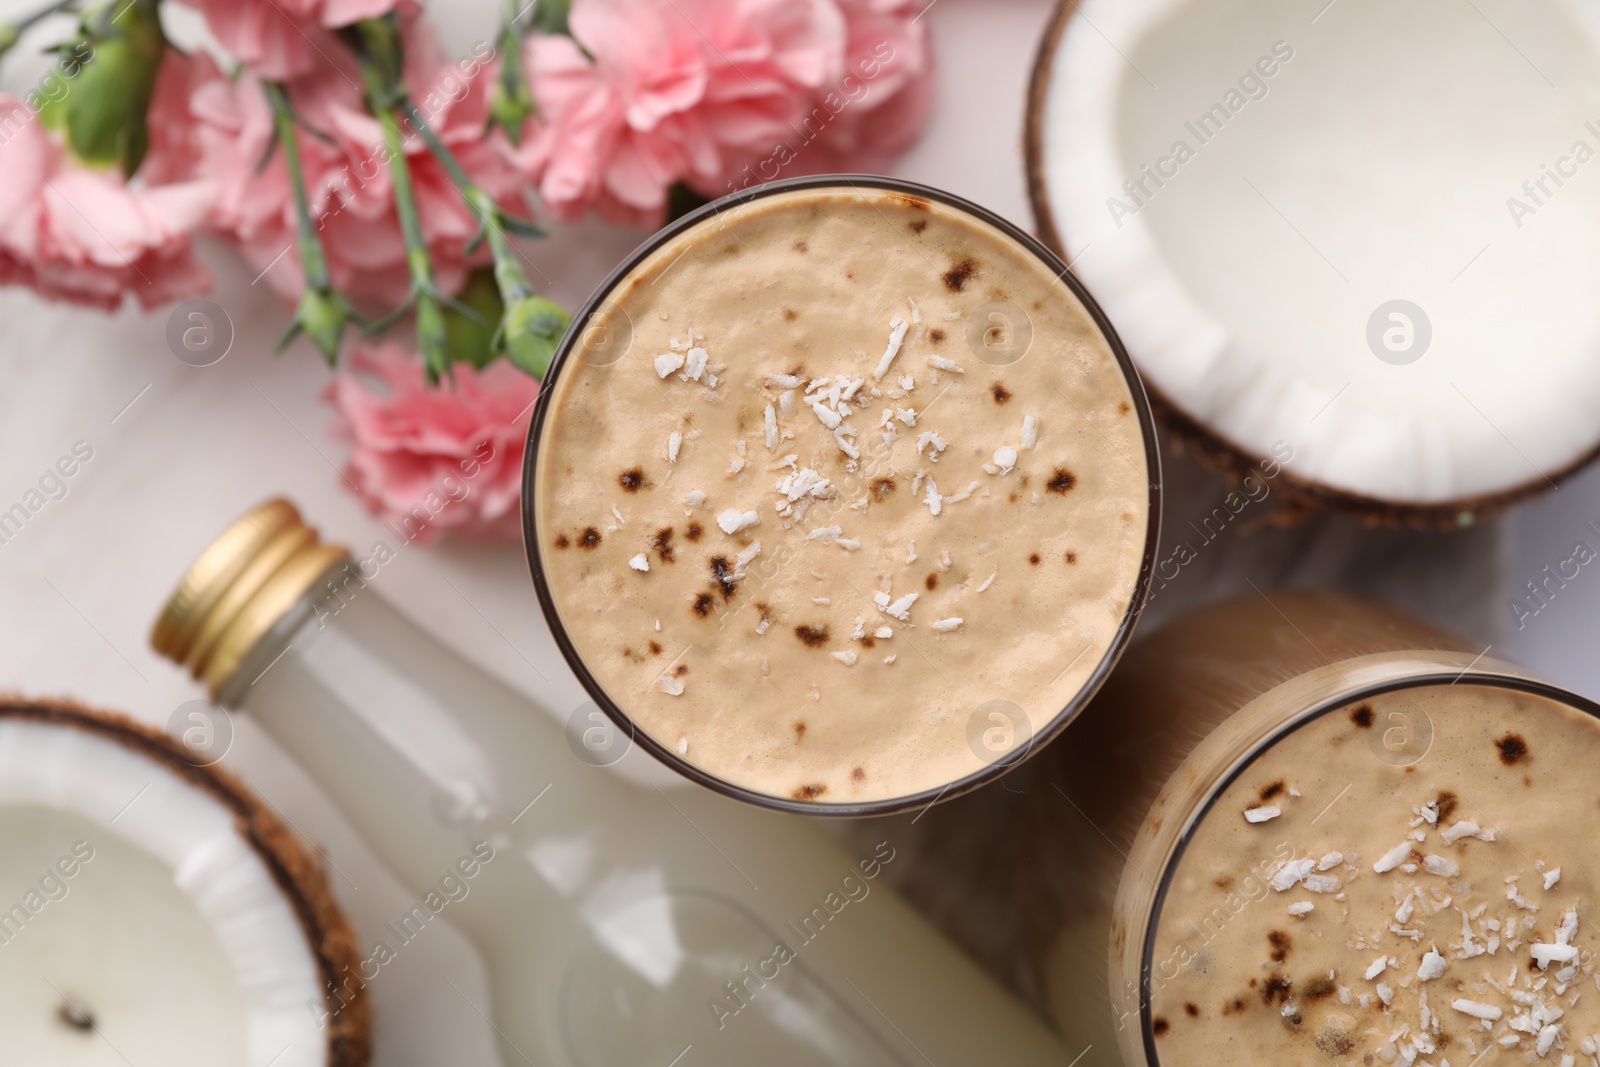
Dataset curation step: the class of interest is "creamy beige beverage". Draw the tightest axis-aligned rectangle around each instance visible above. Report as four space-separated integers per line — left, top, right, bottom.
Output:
532 183 1152 806
1147 682 1600 1066
1015 593 1600 1067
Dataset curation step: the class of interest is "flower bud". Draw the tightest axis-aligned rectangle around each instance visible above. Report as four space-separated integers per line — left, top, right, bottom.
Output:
501 295 569 380
39 0 166 177
287 287 353 364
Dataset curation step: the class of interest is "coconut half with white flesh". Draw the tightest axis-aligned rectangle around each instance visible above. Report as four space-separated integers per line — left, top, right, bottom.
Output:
1027 0 1600 527
0 699 368 1067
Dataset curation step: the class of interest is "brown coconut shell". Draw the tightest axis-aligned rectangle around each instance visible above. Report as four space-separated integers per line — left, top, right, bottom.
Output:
1023 0 1600 532
0 697 370 1067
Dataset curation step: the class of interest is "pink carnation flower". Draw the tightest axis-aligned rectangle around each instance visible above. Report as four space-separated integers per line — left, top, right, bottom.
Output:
519 0 846 225
780 0 936 175
149 24 522 312
0 95 213 310
175 0 397 81
518 0 934 225
325 342 538 542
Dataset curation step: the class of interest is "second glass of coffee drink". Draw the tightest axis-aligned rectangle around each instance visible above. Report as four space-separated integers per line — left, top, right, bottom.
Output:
1016 592 1600 1067
524 175 1162 814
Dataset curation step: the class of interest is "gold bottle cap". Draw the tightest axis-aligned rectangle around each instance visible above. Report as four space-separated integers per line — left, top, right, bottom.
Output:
151 499 349 699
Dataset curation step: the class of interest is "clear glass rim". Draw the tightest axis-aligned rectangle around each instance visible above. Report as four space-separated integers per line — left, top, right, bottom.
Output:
520 173 1165 818
1131 665 1600 1065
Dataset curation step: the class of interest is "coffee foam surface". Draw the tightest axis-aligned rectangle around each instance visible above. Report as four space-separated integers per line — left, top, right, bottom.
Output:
535 187 1149 804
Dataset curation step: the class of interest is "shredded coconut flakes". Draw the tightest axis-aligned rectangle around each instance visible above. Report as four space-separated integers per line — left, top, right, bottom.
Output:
883 592 919 621
716 508 759 534
873 316 910 380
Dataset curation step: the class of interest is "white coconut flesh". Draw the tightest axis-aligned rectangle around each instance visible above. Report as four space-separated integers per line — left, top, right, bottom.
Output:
0 720 326 1066
1037 0 1600 505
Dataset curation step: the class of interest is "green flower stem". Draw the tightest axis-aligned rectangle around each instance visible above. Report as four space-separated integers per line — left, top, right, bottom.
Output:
359 51 451 382
350 13 558 381
530 0 572 36
0 0 81 57
398 95 544 239
401 96 567 379
13 0 81 29
399 97 476 190
469 186 532 302
487 0 536 142
264 81 355 362
265 82 331 293
400 95 529 288
367 79 432 283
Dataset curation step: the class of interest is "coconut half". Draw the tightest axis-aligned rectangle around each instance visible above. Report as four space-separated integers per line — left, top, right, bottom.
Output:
1028 0 1600 526
0 699 368 1066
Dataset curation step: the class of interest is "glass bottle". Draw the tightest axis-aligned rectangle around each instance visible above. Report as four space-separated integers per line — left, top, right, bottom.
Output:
151 499 1069 1067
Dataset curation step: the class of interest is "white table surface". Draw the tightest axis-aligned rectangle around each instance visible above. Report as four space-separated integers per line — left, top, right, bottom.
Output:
2 0 1598 1063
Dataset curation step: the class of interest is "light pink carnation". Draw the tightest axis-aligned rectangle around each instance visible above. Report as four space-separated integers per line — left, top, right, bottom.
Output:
518 0 934 225
519 0 847 225
0 95 213 310
325 342 537 542
175 0 397 81
780 0 936 175
149 24 522 312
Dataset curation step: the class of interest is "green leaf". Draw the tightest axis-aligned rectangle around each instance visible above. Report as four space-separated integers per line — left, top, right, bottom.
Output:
443 269 504 369
496 213 548 239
